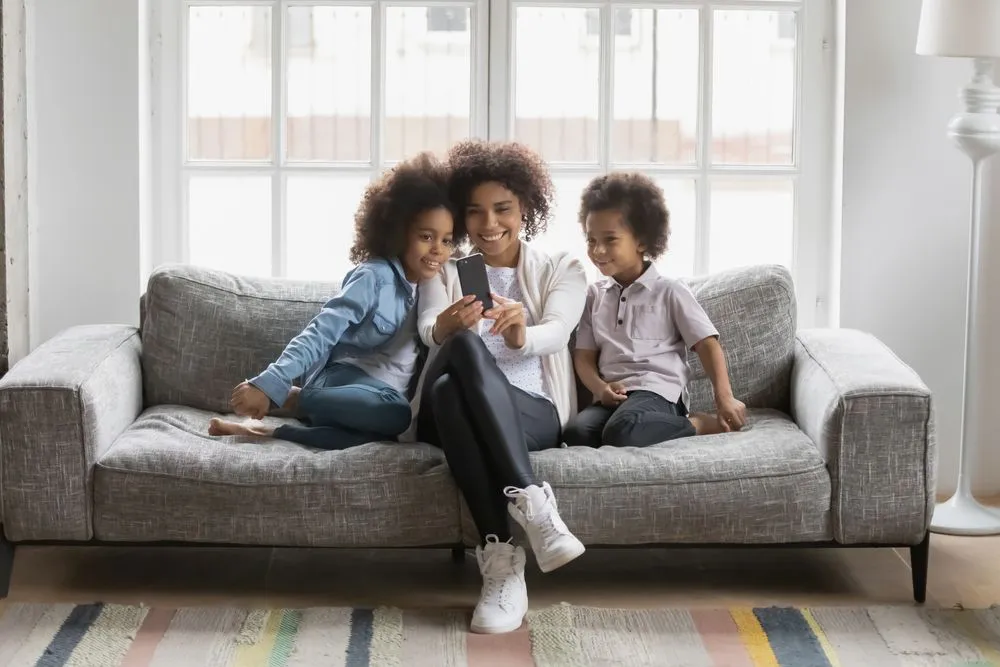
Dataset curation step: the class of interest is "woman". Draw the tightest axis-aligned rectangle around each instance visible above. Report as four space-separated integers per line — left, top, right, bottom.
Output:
412 140 588 634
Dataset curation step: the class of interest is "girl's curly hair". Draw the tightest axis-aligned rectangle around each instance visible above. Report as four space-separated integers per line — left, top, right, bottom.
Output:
578 173 671 260
349 152 454 264
446 140 554 243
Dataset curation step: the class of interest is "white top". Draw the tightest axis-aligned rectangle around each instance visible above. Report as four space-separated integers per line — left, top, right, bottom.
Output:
340 282 420 394
480 266 549 401
402 242 587 440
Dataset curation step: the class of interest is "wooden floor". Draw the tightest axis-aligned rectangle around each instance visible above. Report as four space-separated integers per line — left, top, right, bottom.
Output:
6 528 999 610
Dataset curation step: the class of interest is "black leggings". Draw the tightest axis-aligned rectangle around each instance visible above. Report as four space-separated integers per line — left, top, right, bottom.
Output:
417 329 561 540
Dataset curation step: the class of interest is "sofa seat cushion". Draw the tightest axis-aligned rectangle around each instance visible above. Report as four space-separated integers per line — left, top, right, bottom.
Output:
93 406 462 547
525 410 832 545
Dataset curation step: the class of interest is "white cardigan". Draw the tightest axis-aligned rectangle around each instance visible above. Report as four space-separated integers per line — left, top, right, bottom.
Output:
404 242 587 438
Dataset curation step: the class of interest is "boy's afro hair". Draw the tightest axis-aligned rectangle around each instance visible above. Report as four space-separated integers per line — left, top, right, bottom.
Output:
578 172 671 260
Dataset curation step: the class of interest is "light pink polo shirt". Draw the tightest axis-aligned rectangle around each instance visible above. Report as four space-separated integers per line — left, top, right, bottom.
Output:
575 263 718 404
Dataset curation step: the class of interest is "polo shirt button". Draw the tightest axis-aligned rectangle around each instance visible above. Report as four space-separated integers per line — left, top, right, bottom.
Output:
620 296 626 303
617 319 623 325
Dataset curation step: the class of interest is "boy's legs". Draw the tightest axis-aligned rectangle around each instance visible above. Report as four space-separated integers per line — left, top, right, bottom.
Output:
562 404 616 448
601 391 696 448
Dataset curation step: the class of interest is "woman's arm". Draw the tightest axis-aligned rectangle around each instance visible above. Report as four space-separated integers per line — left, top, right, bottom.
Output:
520 253 588 357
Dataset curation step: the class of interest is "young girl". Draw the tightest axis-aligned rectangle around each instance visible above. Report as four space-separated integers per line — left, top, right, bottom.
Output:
208 153 455 449
564 172 747 450
412 140 588 635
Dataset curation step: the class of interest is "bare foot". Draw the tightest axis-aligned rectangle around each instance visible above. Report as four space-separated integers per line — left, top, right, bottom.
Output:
208 418 275 438
689 412 726 436
282 387 301 415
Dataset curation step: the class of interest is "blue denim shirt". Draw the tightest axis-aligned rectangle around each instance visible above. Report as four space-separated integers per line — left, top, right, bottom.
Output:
250 257 418 408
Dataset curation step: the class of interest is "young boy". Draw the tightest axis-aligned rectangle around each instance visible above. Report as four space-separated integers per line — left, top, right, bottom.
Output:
563 173 747 449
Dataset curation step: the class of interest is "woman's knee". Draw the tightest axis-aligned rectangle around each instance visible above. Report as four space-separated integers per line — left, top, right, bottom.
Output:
441 328 489 366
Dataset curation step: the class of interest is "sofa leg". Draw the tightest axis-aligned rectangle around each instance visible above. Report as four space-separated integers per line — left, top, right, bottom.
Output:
0 526 13 599
450 547 466 564
910 532 930 604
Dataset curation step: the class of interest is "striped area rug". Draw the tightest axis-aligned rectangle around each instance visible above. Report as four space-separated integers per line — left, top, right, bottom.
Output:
1 602 999 666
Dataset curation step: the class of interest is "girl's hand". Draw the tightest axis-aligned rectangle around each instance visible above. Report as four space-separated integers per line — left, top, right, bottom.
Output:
231 381 270 420
715 394 747 432
485 294 526 349
433 295 483 344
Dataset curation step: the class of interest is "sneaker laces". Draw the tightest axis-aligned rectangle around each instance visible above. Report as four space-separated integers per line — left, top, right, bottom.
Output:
504 486 564 549
479 535 516 610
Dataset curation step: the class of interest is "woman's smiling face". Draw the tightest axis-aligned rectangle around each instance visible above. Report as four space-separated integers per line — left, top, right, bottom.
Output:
464 181 523 265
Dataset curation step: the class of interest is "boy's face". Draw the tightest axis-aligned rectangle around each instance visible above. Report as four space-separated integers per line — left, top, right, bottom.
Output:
401 207 454 282
585 209 645 281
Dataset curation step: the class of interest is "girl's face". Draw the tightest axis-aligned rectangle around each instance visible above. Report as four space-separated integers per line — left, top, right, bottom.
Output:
464 181 523 267
401 207 454 282
585 209 646 285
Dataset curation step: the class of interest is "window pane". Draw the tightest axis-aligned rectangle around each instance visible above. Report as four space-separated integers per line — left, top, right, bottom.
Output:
286 175 371 282
612 10 698 165
530 174 595 278
709 179 793 273
650 179 696 279
384 5 473 162
514 8 599 163
188 176 272 276
187 7 272 161
712 10 795 165
286 7 372 162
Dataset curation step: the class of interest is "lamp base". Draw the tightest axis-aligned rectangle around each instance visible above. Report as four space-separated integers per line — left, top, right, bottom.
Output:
930 492 1000 536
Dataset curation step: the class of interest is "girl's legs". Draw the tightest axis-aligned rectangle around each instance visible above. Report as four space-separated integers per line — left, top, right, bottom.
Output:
210 364 411 450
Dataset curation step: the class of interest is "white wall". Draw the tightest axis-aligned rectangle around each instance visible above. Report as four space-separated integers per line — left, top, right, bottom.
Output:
28 0 143 347
839 0 1000 494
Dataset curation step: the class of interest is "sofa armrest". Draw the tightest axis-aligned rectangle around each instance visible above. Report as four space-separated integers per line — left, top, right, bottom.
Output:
792 329 935 545
0 325 142 541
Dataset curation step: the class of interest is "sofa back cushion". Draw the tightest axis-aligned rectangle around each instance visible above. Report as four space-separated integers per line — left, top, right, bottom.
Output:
141 265 335 412
683 264 797 413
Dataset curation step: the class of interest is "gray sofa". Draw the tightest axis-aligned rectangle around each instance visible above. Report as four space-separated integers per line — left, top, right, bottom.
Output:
0 264 936 600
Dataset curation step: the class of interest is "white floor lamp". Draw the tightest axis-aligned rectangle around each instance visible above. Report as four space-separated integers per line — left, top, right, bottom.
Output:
916 0 1000 536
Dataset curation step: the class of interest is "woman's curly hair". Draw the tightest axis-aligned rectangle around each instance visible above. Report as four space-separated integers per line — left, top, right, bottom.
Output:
578 172 671 260
350 152 454 264
446 140 554 243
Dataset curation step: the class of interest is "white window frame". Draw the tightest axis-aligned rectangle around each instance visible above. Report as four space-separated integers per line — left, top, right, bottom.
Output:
152 0 834 327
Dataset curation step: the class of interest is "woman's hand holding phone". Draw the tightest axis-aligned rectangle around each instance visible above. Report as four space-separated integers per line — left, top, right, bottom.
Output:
432 295 484 344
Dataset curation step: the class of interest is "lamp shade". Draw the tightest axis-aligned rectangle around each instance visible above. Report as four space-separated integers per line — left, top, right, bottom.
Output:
916 0 1000 57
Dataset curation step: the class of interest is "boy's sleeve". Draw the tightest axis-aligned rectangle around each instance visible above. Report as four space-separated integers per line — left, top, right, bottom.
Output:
668 282 719 351
574 286 598 351
250 267 380 407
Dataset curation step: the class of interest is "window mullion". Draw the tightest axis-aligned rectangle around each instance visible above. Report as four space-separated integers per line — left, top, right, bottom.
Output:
271 1 285 277
694 2 712 275
598 2 613 172
372 1 385 168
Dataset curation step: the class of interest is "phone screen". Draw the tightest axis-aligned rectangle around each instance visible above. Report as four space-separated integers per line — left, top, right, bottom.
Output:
456 253 494 311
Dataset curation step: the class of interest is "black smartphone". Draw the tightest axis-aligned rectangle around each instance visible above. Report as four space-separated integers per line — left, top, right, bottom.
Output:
456 253 494 311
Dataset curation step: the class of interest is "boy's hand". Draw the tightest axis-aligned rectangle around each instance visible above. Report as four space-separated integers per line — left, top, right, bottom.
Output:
231 381 270 420
598 382 628 407
433 295 483 344
485 294 526 349
715 394 747 432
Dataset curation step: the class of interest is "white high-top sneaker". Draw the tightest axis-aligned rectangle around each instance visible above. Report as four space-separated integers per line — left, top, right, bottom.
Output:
505 482 585 573
471 535 528 635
